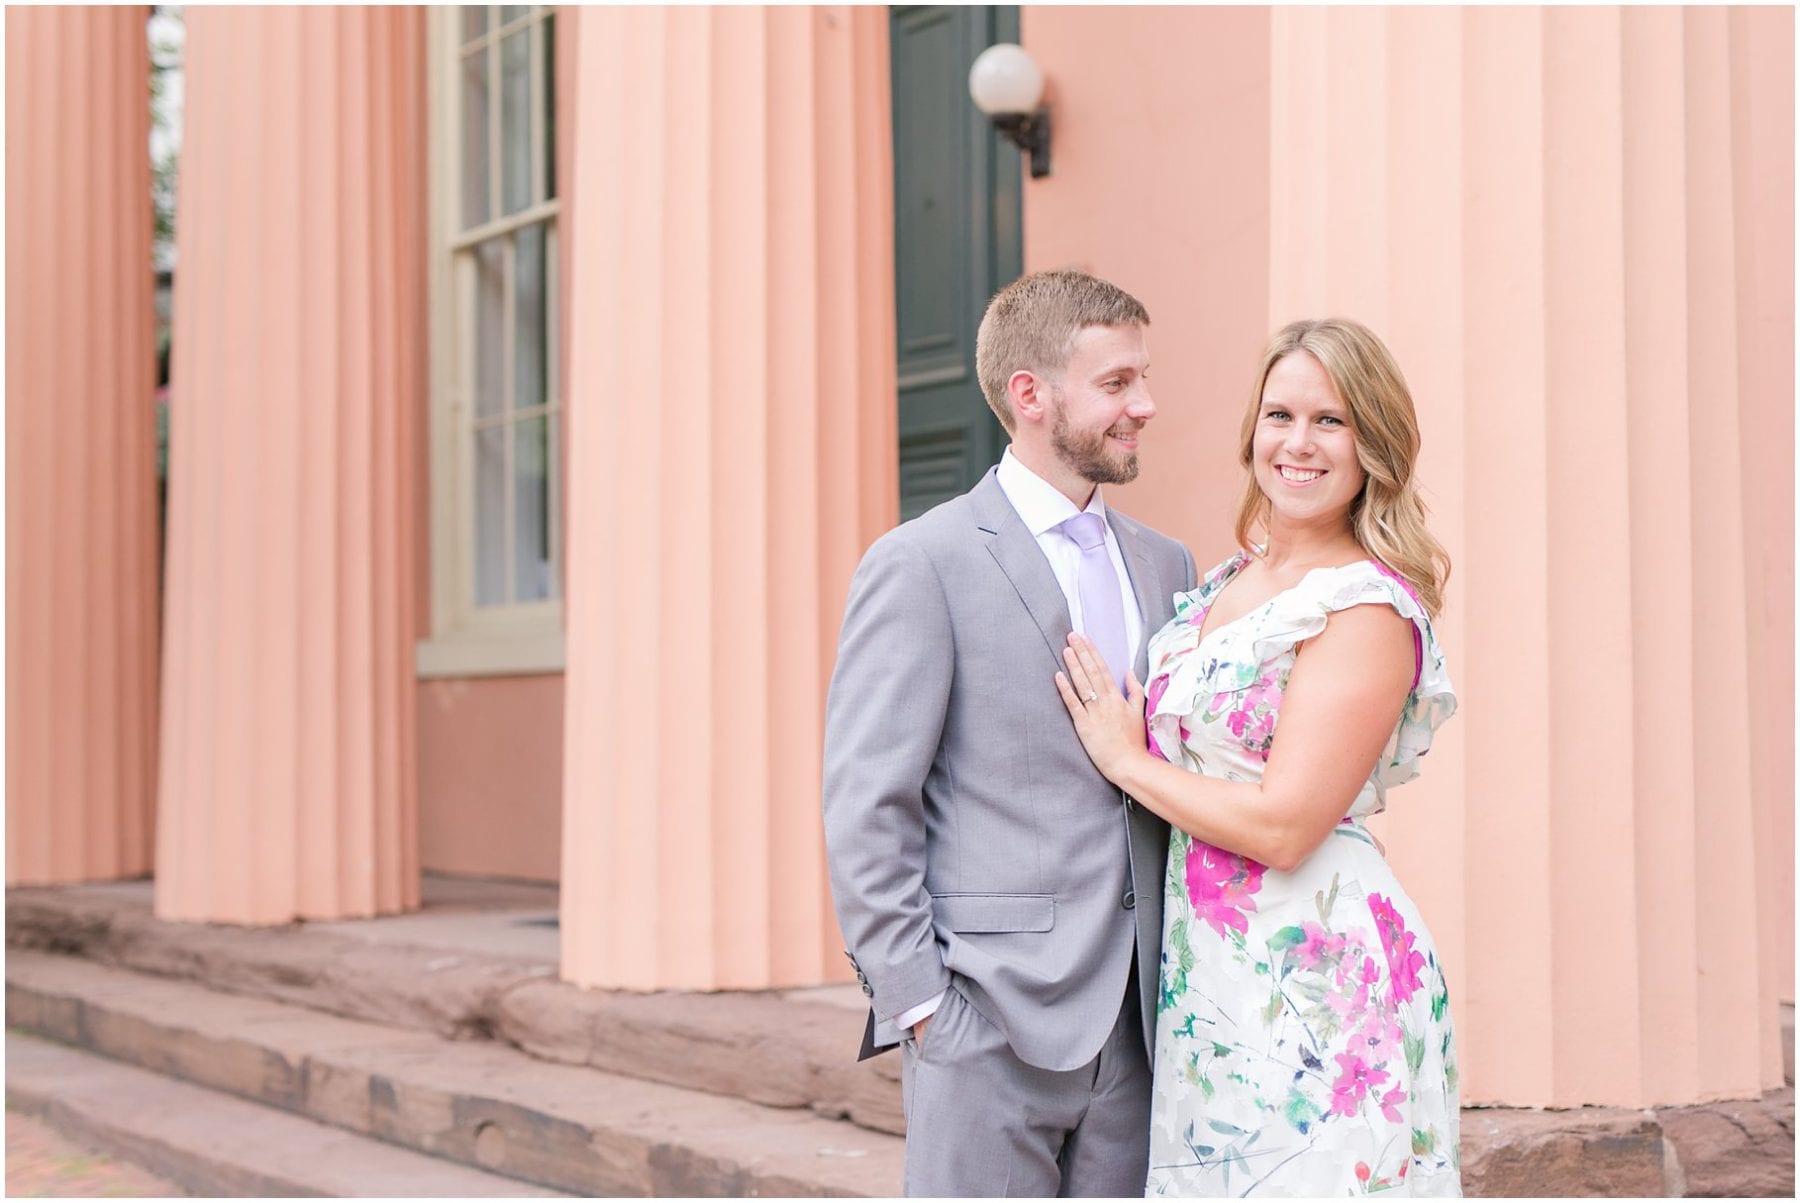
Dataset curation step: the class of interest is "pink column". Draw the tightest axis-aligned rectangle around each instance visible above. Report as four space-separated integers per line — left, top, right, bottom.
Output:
155 6 423 923
5 7 160 886
1259 6 1790 1107
559 6 896 990
1728 3 1796 1032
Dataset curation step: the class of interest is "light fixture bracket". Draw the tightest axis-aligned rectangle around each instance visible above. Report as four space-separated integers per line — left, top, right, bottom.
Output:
990 110 1052 179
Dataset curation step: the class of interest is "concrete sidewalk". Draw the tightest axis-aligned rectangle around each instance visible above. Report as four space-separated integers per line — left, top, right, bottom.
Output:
7 876 1793 1197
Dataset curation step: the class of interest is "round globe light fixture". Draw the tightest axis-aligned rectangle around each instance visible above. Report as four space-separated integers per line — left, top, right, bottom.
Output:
967 43 1051 178
968 44 1045 117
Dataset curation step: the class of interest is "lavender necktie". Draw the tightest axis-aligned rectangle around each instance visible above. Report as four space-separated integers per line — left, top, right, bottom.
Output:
1060 512 1130 695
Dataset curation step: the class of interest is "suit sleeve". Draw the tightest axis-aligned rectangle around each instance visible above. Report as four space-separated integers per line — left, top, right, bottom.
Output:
821 533 955 1023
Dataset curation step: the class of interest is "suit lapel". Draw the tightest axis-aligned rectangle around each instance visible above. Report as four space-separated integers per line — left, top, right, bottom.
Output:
1108 512 1160 683
971 472 1073 669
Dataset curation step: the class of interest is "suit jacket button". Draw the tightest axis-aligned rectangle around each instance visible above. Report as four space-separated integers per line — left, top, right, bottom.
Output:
861 983 874 997
1122 890 1136 910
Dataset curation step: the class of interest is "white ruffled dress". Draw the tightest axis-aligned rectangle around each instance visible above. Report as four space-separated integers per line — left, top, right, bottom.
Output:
1143 552 1460 1198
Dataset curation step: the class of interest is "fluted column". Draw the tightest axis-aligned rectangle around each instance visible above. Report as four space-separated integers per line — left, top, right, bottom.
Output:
5 7 160 885
560 6 896 990
155 6 423 923
1266 5 1791 1107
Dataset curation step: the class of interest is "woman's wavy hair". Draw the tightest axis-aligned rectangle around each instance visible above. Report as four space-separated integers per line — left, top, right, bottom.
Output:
1233 318 1451 617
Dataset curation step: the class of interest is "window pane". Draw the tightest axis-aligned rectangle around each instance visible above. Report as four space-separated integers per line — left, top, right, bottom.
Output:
474 425 508 606
460 5 487 43
472 238 506 418
514 224 546 413
514 415 552 602
500 5 530 25
460 49 490 229
543 15 556 201
500 30 532 215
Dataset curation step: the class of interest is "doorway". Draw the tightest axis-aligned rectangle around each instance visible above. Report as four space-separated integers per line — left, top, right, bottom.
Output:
889 5 1024 521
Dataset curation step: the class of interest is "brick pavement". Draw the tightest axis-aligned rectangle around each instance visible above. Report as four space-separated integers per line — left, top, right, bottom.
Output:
6 1106 184 1198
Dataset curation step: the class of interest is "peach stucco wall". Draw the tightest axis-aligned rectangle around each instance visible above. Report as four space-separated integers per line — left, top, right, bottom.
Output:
1019 5 1272 574
1022 4 1792 1110
417 676 563 882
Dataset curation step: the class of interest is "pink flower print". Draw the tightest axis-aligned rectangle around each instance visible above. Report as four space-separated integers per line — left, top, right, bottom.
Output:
1379 1084 1408 1123
1248 711 1277 761
1146 673 1170 715
1355 1012 1404 1064
1329 1052 1390 1118
1369 893 1427 1004
1295 922 1340 970
1330 959 1377 1020
1184 840 1266 938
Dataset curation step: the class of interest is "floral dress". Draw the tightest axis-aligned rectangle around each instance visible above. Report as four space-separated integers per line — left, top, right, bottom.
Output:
1143 552 1460 1198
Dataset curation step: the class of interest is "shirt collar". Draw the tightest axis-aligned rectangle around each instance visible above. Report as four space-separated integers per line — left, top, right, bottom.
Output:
995 447 1107 539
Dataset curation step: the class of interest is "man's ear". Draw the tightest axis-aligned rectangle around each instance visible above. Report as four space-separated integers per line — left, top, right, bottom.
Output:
1009 369 1047 425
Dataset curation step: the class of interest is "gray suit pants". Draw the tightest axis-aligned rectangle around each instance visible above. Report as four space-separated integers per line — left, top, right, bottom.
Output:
899 969 1151 1197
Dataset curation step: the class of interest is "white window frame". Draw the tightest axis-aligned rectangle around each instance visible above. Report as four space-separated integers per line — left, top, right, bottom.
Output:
418 5 564 678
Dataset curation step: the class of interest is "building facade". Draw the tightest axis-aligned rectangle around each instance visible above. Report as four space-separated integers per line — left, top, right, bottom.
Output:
6 4 1792 1111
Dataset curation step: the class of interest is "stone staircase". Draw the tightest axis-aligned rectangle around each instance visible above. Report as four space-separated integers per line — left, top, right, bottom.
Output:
6 881 905 1196
6 880 1793 1197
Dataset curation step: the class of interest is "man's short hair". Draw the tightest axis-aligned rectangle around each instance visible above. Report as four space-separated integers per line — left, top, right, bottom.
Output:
974 269 1151 432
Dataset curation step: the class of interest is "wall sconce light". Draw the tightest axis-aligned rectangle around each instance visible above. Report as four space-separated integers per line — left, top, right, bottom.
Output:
969 43 1051 179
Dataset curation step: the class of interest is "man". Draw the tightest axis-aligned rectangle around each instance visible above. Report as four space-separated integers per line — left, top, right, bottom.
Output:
823 270 1197 1196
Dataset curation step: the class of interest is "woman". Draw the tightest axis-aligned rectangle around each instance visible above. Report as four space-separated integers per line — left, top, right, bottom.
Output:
1055 318 1460 1196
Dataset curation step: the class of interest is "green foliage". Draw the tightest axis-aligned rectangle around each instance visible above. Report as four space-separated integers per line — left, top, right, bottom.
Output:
1284 1087 1322 1131
1161 918 1194 1011
148 7 183 262
1314 874 1341 926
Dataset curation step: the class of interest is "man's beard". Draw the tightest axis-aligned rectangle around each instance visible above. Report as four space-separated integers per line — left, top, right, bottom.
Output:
1050 395 1140 485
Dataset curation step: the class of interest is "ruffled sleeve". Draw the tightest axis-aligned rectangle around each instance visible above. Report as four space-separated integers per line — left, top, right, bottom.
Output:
1302 563 1457 790
1144 558 1456 790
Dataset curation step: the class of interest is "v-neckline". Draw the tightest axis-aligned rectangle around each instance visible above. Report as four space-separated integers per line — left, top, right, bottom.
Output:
1191 551 1255 648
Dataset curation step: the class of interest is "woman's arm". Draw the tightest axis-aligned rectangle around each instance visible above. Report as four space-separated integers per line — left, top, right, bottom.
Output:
1055 605 1416 872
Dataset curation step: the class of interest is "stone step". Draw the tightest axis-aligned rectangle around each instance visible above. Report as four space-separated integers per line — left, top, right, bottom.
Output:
6 950 905 1197
9 884 1793 1197
5 1031 567 1198
4 882 906 1137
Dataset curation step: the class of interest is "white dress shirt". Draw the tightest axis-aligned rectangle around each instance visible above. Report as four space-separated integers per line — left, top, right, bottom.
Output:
895 448 1145 1035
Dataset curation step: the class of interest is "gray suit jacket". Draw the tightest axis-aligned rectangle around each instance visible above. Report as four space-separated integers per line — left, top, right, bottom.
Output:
823 469 1196 1072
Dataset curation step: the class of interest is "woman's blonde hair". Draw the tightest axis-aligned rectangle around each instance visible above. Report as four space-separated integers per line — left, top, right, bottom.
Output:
1233 318 1451 617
